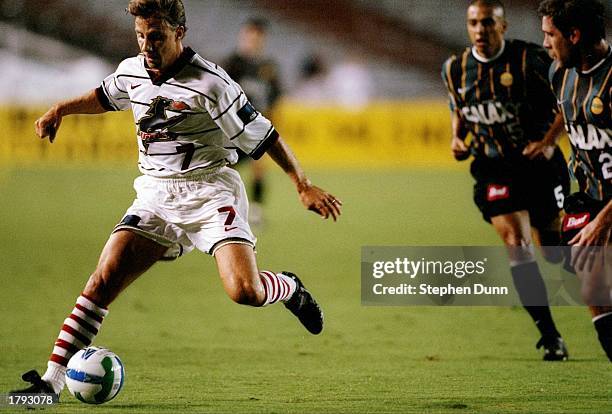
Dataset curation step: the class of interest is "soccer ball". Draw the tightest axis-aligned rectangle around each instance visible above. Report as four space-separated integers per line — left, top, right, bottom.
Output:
65 346 125 404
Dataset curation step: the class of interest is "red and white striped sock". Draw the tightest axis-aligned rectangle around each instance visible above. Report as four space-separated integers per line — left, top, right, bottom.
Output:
41 293 108 393
259 271 297 306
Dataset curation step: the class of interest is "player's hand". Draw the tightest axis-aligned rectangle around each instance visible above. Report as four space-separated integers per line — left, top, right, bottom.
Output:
568 216 610 272
522 141 555 160
451 136 470 161
35 106 62 143
298 182 343 221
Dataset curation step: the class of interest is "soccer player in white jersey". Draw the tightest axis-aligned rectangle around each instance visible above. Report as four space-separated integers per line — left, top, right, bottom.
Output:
10 0 342 397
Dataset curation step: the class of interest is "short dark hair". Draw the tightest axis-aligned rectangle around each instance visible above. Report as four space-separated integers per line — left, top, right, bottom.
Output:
243 17 269 32
127 0 187 30
468 0 505 17
538 0 606 45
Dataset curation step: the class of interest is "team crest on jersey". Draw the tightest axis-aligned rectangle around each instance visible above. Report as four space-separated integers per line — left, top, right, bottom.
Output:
500 72 513 87
591 97 604 115
486 184 510 201
138 96 191 144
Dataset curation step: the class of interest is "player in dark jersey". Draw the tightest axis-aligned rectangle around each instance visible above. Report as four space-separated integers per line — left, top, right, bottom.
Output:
223 17 282 226
442 0 570 360
539 0 612 361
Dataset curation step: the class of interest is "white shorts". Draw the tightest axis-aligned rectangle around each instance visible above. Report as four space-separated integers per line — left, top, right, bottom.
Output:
113 167 256 258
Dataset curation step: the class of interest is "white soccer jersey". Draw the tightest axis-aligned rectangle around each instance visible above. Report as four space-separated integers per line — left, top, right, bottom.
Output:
96 47 278 178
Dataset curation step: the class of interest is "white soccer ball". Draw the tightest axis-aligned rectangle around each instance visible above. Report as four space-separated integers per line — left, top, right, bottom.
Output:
65 346 125 404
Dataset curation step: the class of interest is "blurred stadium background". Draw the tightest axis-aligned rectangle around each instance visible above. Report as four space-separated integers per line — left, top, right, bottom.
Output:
2 0 595 167
1 1 611 413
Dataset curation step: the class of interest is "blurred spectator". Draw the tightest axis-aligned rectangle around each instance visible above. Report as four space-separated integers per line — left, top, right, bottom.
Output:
327 54 373 109
292 53 330 104
223 17 282 227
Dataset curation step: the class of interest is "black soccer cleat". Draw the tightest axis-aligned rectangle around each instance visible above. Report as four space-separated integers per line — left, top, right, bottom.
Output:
536 336 569 361
10 370 57 396
282 271 324 335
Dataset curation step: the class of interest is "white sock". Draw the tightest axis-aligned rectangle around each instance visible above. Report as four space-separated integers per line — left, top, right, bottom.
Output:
41 361 66 394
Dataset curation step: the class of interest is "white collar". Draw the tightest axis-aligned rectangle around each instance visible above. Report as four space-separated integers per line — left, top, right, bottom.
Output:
471 40 506 63
581 46 612 75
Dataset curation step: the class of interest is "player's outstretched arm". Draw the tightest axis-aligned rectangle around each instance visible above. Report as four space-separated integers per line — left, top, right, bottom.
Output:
35 89 108 143
265 137 342 221
450 111 470 161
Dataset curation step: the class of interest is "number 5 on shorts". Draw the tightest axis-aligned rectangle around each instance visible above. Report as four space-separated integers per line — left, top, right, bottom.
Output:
554 185 564 209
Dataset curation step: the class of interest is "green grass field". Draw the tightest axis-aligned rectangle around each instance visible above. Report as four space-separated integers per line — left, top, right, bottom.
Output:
0 166 610 414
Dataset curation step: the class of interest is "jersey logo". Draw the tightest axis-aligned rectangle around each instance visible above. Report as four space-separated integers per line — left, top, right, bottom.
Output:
500 72 513 87
81 348 97 360
486 184 510 201
138 96 191 146
562 212 590 231
460 100 518 126
591 97 604 115
131 84 142 90
237 102 258 125
457 80 478 95
567 124 612 150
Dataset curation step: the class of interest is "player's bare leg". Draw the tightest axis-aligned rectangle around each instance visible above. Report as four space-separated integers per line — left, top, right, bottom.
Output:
532 217 564 264
214 243 323 334
215 243 266 305
573 249 612 361
12 231 168 396
491 211 568 360
83 230 169 307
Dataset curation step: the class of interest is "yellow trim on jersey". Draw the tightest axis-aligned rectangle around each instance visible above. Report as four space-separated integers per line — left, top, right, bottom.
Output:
582 75 594 120
559 69 570 122
571 73 579 121
596 65 612 98
476 63 482 101
461 50 469 101
489 67 495 99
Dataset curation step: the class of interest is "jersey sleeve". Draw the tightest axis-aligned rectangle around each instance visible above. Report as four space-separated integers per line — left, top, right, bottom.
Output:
206 80 278 159
95 62 131 112
441 56 459 112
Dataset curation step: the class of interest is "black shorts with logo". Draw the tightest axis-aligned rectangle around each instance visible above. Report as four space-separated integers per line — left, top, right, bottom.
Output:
471 147 570 229
561 192 608 244
560 192 609 273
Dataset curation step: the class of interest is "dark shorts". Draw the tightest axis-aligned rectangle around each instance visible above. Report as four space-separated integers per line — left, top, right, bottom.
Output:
560 192 609 273
471 148 570 229
560 192 608 245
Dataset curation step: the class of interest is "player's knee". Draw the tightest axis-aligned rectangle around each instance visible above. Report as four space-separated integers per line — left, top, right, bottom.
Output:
501 231 530 247
226 278 265 306
502 233 536 264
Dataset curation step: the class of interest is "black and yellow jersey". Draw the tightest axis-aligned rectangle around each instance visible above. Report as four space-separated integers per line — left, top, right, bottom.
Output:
549 48 612 201
442 39 557 159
